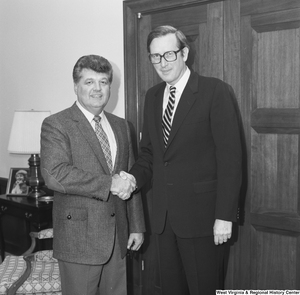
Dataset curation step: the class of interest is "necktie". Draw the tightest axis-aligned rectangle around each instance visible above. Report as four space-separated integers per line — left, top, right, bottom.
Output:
162 86 176 147
93 116 113 173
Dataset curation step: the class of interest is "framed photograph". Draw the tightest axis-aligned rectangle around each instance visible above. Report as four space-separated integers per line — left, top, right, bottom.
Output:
6 168 30 196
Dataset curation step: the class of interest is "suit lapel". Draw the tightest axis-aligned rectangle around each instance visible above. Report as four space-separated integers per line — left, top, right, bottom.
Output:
69 104 111 174
166 71 199 150
153 84 166 151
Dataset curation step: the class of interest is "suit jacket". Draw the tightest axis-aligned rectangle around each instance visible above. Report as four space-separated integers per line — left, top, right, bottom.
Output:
130 70 242 238
41 103 145 265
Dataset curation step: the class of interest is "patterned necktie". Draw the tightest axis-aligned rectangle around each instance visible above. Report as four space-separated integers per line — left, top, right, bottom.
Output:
162 86 176 147
93 116 113 173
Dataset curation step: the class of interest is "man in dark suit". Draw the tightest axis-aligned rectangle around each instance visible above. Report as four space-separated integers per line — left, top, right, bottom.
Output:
40 55 145 295
122 25 242 294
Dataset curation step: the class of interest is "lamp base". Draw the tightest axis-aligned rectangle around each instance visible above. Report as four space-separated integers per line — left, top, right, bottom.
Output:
28 189 46 199
27 154 46 199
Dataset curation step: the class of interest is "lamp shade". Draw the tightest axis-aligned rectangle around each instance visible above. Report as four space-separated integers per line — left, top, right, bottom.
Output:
8 110 51 154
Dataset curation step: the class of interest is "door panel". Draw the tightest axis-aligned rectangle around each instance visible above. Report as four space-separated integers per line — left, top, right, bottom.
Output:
124 0 300 293
242 0 300 289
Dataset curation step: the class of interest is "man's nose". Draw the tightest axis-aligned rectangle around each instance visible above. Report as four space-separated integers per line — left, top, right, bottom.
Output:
94 83 102 90
160 57 168 67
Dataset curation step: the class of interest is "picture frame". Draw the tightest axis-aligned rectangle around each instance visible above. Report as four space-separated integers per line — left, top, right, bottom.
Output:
6 168 30 196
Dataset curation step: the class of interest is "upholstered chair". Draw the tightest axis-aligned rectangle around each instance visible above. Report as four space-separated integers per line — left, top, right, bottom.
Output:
0 228 61 295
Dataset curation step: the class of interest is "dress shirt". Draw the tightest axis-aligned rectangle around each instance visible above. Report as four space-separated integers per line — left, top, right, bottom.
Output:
76 101 117 167
162 66 191 124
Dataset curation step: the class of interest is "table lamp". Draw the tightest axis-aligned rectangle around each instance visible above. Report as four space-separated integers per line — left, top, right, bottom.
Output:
8 110 51 199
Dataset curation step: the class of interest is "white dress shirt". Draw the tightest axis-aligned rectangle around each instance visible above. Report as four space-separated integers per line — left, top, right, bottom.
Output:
76 101 117 167
162 66 191 124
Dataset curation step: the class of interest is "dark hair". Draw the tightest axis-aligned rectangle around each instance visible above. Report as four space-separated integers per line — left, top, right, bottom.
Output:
147 25 190 53
72 55 113 84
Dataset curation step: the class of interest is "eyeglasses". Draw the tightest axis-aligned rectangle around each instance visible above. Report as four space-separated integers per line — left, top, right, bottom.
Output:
148 48 183 64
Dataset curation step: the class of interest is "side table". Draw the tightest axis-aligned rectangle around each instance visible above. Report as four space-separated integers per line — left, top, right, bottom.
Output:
0 194 53 260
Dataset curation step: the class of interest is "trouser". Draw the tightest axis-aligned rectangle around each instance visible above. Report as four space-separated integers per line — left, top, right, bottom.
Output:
58 233 127 295
157 215 226 295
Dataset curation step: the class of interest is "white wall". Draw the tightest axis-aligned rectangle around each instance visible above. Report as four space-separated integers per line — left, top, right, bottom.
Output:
0 0 125 177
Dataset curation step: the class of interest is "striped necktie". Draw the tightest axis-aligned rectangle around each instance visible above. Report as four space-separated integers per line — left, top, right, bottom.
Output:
93 116 113 173
162 86 176 147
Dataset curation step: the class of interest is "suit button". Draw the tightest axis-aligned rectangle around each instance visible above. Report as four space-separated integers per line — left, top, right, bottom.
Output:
67 214 71 220
164 162 169 166
111 213 115 217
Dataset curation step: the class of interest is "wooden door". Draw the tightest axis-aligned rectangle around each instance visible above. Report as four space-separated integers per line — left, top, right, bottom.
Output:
124 0 300 293
241 0 300 289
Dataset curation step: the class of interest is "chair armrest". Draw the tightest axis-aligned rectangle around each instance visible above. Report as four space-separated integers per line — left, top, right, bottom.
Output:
22 236 36 256
6 255 33 295
22 229 53 256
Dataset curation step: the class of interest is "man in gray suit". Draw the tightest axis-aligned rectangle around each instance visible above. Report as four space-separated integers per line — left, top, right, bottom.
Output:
40 55 145 295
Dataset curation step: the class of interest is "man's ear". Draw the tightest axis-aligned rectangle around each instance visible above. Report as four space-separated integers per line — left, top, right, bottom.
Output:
182 47 190 62
74 83 78 95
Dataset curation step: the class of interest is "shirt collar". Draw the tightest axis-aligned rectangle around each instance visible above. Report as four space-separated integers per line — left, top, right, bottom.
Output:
76 101 104 124
166 66 191 93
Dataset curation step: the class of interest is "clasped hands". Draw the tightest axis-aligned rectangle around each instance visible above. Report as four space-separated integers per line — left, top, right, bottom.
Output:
110 171 136 200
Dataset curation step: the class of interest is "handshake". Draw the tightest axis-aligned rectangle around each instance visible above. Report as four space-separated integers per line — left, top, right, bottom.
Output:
110 171 137 200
